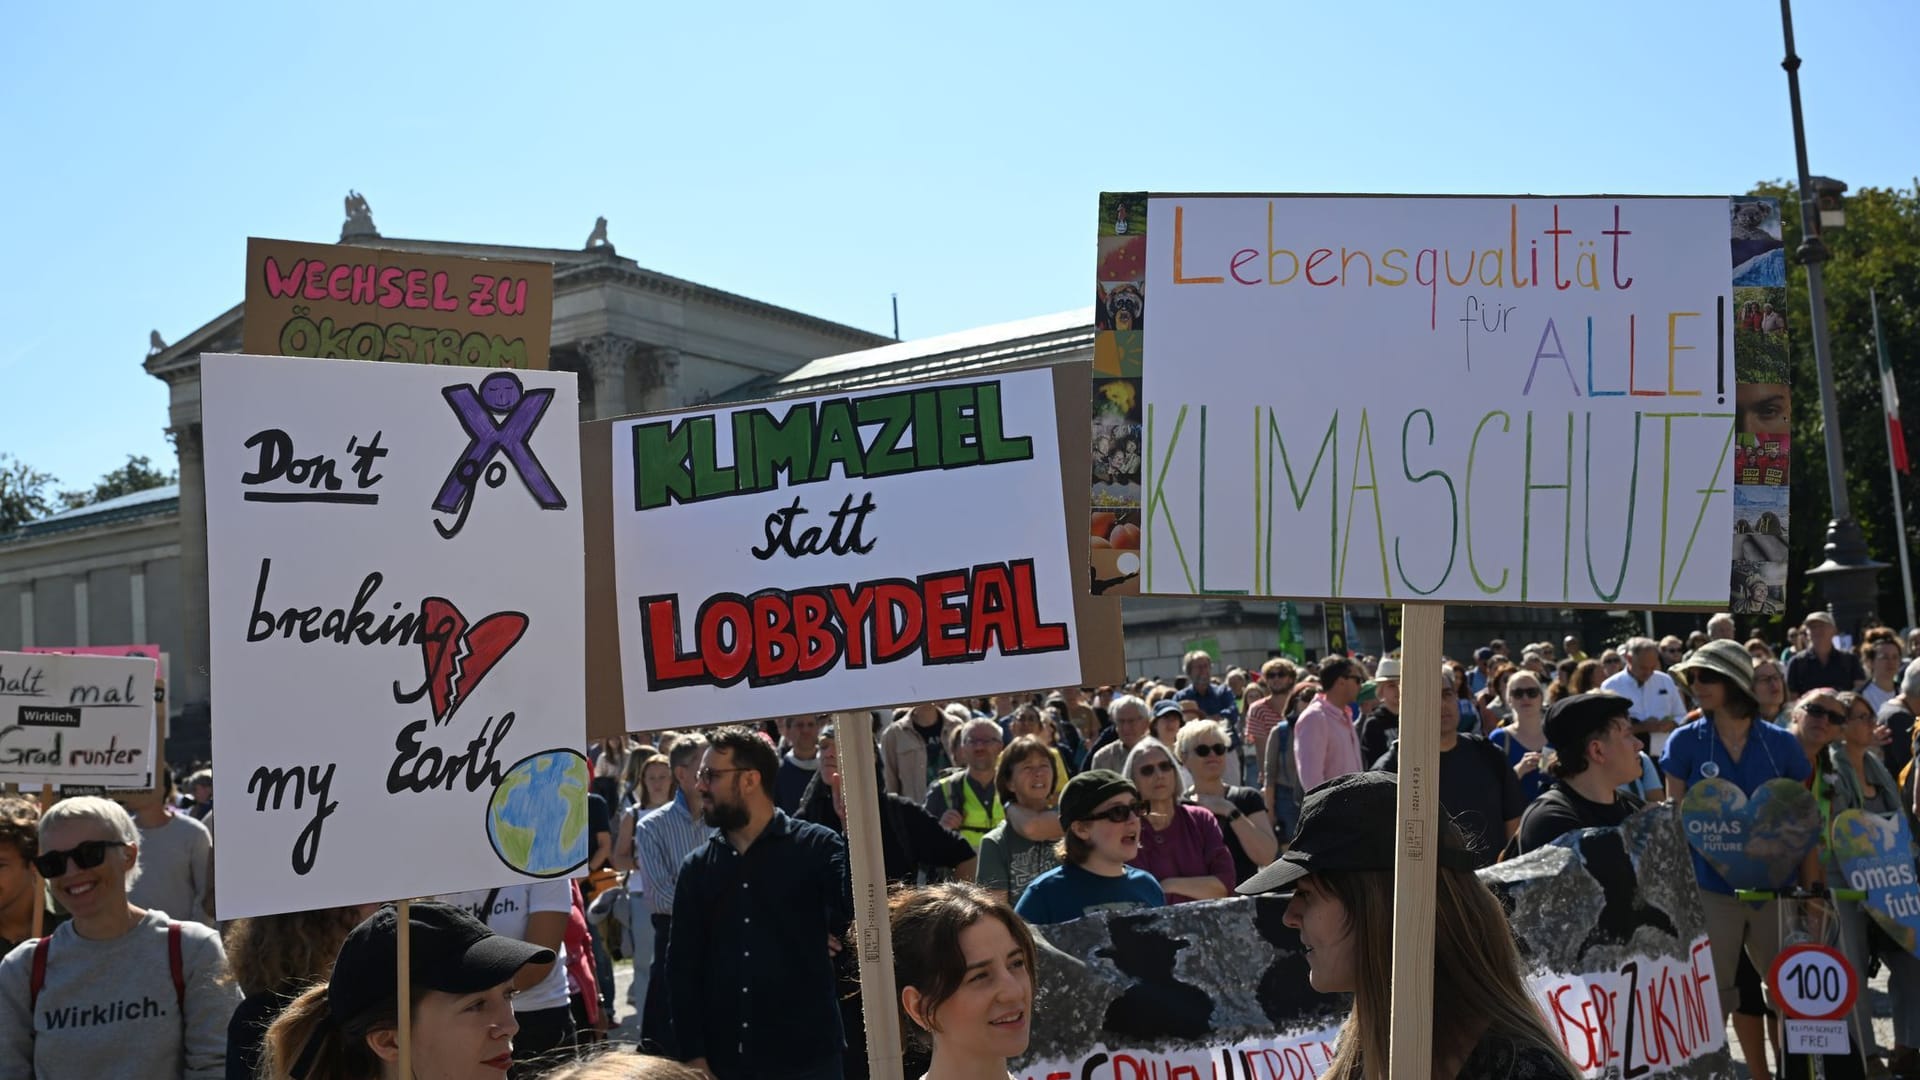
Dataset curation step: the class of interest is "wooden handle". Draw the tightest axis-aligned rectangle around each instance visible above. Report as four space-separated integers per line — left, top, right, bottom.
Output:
1388 603 1444 1078
396 898 412 1078
833 712 904 1074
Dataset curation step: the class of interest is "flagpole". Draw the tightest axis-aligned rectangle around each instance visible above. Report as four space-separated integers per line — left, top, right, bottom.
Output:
1872 287 1917 630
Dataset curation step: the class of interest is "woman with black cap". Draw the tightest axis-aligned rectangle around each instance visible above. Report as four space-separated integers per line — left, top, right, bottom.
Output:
1237 772 1580 1079
261 900 555 1080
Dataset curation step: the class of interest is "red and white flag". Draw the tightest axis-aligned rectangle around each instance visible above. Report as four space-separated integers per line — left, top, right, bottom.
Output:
1875 288 1909 475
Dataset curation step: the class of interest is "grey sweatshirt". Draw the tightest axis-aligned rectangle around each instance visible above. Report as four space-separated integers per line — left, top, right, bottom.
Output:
0 911 242 1079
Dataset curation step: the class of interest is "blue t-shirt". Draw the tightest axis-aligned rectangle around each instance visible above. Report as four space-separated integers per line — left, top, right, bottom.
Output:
1487 728 1553 803
1014 862 1165 925
1659 716 1812 895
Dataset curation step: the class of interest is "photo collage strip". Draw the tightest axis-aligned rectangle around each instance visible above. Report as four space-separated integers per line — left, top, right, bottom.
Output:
1730 196 1791 615
1092 192 1147 595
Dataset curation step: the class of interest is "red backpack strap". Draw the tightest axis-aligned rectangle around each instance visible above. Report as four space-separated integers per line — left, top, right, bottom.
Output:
28 934 51 1012
167 922 184 1010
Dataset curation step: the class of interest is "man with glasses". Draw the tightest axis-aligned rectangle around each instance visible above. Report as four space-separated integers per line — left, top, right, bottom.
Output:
1243 659 1297 788
925 718 1007 849
1090 694 1153 775
1601 637 1685 755
1373 668 1524 867
671 729 852 1080
633 734 712 1057
1355 657 1403 768
1294 657 1366 791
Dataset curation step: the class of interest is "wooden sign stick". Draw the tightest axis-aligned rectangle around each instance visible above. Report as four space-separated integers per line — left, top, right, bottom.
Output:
1387 602 1444 1077
396 898 413 1079
32 783 52 940
834 711 904 1074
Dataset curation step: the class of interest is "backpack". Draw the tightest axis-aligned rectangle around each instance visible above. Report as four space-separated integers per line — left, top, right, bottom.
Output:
30 921 185 1012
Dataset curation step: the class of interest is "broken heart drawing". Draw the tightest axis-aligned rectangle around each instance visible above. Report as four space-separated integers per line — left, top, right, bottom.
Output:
392 597 530 723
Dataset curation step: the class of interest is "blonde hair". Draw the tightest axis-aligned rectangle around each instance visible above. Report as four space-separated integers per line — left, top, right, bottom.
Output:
40 795 141 889
540 1049 708 1079
1173 718 1230 761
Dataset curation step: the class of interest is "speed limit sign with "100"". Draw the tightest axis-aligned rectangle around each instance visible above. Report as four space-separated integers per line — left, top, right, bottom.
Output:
1768 943 1858 1021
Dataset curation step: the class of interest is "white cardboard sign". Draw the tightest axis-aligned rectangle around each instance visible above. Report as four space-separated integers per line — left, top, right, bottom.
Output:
610 368 1082 729
1138 195 1734 607
203 354 586 919
0 651 155 786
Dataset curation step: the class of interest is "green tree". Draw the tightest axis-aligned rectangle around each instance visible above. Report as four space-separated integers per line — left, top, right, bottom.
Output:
0 454 57 533
58 454 176 511
1752 181 1920 630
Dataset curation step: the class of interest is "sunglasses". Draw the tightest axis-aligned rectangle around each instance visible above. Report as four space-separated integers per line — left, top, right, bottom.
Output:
1135 760 1177 777
1088 801 1150 824
34 839 127 878
1188 744 1231 757
1802 704 1845 724
1508 687 1542 699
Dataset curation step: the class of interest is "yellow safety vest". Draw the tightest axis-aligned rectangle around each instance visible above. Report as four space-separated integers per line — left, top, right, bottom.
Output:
944 773 1005 849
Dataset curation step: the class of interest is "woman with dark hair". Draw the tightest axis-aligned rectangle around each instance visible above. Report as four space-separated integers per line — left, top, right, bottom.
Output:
891 882 1036 1080
1240 773 1580 1079
975 736 1062 905
1663 640 1813 1080
0 795 63 953
1819 692 1920 1074
259 901 553 1080
224 904 375 1080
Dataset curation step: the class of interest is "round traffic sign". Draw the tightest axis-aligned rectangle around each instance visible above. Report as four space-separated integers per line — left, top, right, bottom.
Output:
1768 943 1857 1020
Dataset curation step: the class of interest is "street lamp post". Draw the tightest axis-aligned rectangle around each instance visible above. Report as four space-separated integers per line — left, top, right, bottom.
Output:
1778 0 1885 637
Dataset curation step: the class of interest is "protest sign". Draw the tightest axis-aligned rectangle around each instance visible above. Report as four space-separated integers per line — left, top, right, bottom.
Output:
243 238 554 370
1829 807 1920 956
585 362 1121 735
1678 776 1822 890
201 353 585 919
1019 804 1732 1080
23 644 163 790
1097 194 1749 609
0 651 156 787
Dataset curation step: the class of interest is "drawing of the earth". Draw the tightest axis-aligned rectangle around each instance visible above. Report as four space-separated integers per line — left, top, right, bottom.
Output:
485 749 590 877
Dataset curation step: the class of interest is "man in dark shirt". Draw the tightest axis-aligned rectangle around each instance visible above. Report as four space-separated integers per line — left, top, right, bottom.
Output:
670 728 852 1080
1784 610 1867 695
1374 667 1525 867
1514 692 1647 854
1876 662 1920 785
1355 657 1402 767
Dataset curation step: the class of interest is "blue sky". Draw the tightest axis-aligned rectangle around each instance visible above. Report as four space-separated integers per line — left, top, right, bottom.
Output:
3 1 1914 492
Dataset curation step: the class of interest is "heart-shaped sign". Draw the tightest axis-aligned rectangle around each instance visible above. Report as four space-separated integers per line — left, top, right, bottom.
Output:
1679 777 1822 891
1829 808 1920 957
417 597 529 723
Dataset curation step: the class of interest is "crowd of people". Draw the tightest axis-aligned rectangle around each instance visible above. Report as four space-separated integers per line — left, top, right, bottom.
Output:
1 610 1918 1078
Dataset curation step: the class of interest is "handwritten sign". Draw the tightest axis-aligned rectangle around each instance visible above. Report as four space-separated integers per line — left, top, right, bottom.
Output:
243 238 553 370
606 368 1083 729
23 644 163 790
1679 777 1822 891
202 353 585 919
0 651 156 786
1115 195 1736 607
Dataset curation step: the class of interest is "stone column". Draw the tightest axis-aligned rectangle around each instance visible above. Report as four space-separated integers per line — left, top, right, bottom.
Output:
169 421 209 711
639 346 684 414
578 334 641 420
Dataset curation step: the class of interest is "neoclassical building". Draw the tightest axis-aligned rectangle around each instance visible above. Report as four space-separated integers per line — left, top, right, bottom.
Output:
3 204 889 760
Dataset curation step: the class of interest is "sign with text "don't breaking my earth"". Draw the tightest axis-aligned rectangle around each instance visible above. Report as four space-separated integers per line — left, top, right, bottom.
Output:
1112 194 1739 608
600 367 1095 731
203 354 586 919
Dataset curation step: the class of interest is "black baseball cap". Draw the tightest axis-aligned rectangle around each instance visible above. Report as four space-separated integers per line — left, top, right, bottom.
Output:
1057 769 1137 827
328 901 553 1023
1543 691 1632 751
1236 772 1479 895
